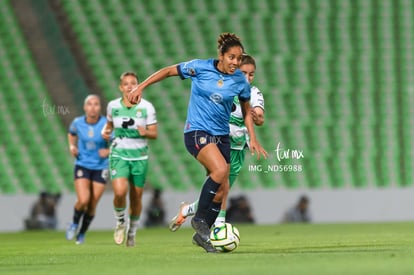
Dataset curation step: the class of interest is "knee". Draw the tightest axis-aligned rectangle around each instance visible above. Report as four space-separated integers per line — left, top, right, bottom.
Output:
113 190 125 200
210 166 229 184
77 198 89 209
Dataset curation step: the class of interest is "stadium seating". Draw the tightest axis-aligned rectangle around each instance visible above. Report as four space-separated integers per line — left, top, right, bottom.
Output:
0 0 73 194
57 0 409 190
1 0 410 192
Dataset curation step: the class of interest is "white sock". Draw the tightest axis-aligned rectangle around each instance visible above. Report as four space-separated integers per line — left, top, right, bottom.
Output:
128 217 140 236
183 201 197 217
114 207 126 224
214 216 226 227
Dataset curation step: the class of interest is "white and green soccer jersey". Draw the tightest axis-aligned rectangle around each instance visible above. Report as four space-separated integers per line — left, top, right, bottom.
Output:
107 98 157 160
229 86 265 150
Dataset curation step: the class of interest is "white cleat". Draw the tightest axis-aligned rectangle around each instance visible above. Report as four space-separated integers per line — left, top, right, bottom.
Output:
114 222 127 245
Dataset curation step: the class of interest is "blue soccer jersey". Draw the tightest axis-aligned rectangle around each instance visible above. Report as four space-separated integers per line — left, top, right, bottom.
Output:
68 115 109 170
177 58 251 136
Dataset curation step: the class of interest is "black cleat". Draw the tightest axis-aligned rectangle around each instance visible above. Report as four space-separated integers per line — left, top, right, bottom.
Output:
191 218 211 241
192 233 217 253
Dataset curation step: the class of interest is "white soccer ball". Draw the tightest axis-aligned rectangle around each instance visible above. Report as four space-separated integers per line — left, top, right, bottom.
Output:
210 223 240 252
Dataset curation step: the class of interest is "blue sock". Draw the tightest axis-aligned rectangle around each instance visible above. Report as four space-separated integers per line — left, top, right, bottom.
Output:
194 177 220 221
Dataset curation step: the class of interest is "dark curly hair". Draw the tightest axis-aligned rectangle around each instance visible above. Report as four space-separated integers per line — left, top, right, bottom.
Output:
217 32 244 55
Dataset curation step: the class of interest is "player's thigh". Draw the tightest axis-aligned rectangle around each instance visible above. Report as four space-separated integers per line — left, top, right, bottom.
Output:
89 169 108 201
90 181 106 205
129 159 148 188
74 178 92 203
128 160 146 211
197 144 229 183
110 158 130 197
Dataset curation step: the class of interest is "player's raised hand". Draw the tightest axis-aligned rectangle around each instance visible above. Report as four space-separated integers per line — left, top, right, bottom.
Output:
127 85 142 104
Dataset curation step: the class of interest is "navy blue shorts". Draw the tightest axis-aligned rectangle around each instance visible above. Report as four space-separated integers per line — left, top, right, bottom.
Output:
74 165 109 184
184 130 230 163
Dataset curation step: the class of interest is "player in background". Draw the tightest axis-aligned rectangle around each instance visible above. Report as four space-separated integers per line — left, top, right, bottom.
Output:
168 54 265 231
66 95 109 244
101 72 158 247
128 33 267 253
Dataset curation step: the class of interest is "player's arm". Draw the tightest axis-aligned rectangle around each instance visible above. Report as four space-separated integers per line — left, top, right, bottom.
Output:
101 121 114 141
240 100 268 160
250 87 265 126
137 123 158 140
251 106 264 126
128 65 179 104
67 133 78 157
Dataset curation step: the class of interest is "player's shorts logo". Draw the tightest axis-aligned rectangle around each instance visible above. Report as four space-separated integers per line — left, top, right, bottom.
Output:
76 169 83 178
102 169 109 180
199 137 207 144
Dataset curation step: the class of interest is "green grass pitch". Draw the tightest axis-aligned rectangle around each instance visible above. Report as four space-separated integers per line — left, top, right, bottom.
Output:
1 222 414 275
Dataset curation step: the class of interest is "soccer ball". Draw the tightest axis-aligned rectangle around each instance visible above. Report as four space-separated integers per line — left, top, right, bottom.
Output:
210 223 240 252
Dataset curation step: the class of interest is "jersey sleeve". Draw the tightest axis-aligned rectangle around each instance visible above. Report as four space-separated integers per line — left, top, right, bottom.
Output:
106 102 113 122
250 86 265 111
238 80 251 102
146 102 157 125
68 118 78 135
177 59 200 80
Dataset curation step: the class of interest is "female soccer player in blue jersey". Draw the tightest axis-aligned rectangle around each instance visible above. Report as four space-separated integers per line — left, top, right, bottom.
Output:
169 54 265 230
102 72 158 247
66 95 109 244
128 33 267 252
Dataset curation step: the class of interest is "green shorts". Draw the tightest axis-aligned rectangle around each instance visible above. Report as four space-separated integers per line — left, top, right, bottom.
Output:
110 157 148 188
229 149 246 188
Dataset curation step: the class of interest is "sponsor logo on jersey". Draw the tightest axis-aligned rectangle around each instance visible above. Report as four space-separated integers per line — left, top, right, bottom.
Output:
210 93 223 104
88 126 94 137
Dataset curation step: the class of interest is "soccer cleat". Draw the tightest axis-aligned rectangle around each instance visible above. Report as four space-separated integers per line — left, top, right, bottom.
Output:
114 222 127 245
75 233 85 245
192 233 217 253
191 218 211 241
65 223 78 240
126 235 135 247
168 202 189 232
